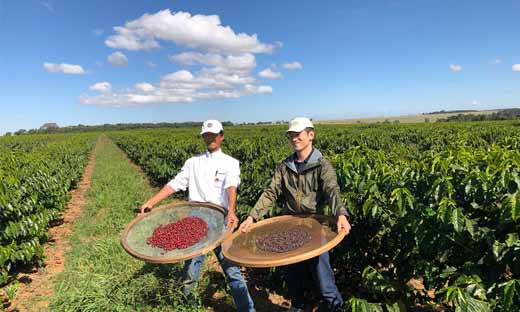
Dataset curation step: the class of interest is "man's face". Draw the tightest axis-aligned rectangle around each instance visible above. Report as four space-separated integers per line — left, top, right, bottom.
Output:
202 132 224 151
286 129 314 152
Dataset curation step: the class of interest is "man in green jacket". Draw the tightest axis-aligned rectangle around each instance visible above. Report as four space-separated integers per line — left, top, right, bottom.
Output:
239 117 351 312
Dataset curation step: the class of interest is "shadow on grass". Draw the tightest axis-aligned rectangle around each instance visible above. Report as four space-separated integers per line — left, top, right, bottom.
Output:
200 268 290 311
128 262 290 311
200 270 235 311
126 262 187 308
248 285 289 312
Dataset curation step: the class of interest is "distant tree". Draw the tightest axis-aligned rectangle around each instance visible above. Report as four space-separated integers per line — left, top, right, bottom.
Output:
4 132 12 136
14 129 26 135
438 108 520 122
39 122 59 131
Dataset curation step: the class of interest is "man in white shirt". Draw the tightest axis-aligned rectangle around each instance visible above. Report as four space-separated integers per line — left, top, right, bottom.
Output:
139 120 255 312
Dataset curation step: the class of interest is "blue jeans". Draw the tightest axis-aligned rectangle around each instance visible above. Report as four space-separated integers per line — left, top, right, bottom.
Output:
285 251 344 312
183 245 255 312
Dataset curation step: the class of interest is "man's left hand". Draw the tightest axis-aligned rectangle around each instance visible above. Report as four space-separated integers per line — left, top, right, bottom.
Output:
337 215 351 235
227 212 239 229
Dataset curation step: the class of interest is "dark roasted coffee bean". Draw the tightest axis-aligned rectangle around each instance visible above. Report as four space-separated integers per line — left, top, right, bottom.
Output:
256 228 312 253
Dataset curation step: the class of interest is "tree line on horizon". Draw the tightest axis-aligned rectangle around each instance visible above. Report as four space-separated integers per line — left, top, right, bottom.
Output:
4 108 520 136
3 120 297 136
438 108 520 122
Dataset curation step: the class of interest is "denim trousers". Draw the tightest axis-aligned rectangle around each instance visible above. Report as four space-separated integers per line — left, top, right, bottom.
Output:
285 251 344 312
183 245 255 312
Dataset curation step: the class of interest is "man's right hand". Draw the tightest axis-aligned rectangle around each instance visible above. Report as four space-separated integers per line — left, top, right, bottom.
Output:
139 204 152 215
239 216 254 233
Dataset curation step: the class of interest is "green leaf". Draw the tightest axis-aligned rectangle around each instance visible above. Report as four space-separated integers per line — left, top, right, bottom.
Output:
465 217 475 237
451 208 465 232
454 290 491 312
362 266 397 296
505 233 519 247
501 279 519 307
385 301 406 312
501 192 520 221
492 240 508 261
442 285 491 312
347 297 384 312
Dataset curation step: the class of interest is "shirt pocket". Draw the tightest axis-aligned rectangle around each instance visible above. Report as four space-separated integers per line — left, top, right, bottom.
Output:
213 170 227 189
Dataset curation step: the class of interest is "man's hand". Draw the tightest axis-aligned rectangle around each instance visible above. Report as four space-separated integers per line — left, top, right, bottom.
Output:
239 216 255 233
337 215 351 235
138 185 175 215
226 211 239 229
139 203 152 215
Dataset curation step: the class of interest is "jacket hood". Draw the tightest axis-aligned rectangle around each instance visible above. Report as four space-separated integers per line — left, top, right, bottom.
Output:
283 148 323 173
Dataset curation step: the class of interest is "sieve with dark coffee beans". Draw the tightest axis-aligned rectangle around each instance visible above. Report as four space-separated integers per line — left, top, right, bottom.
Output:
256 227 312 253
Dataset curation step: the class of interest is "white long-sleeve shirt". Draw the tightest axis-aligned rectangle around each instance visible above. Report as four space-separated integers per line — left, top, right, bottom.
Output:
167 149 240 209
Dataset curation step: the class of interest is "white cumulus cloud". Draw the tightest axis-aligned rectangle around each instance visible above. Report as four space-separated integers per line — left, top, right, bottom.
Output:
108 51 128 67
169 52 256 72
89 82 112 93
449 64 462 72
43 62 87 74
105 9 274 54
258 68 282 79
80 68 271 107
512 64 520 71
245 84 273 94
283 61 303 70
134 82 155 92
81 9 286 107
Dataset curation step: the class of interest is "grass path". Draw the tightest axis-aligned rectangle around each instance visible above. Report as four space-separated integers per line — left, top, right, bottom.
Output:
48 137 205 311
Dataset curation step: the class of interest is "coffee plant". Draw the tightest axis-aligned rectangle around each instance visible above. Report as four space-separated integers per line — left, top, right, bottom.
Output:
0 133 96 284
109 121 520 310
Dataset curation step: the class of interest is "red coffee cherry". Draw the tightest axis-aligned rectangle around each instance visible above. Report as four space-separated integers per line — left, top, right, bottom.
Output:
147 216 208 251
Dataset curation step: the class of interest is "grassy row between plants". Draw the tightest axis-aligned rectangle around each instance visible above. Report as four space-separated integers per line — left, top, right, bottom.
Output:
47 138 217 311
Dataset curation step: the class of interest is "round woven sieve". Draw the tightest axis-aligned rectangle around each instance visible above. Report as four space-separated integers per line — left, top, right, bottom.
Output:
121 202 233 263
222 214 346 268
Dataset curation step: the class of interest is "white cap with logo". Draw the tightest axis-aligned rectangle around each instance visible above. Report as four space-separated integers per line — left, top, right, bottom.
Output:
200 119 224 135
287 117 314 132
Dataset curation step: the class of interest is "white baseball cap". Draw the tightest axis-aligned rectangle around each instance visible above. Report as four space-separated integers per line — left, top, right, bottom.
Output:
287 117 314 132
200 119 224 135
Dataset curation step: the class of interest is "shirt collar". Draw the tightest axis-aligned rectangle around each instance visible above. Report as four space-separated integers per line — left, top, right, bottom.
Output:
294 147 314 164
206 148 223 158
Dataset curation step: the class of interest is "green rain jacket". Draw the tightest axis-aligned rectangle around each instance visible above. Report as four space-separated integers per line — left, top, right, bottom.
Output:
249 148 349 220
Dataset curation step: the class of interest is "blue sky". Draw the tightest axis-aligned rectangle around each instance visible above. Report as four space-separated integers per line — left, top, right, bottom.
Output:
1 0 520 134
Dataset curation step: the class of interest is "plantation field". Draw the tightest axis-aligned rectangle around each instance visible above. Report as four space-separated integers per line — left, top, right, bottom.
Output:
316 110 499 124
109 121 520 311
1 121 520 311
0 133 97 284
